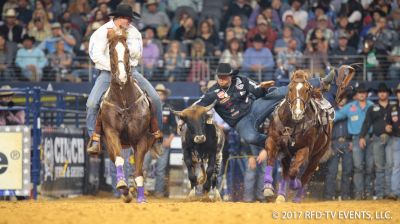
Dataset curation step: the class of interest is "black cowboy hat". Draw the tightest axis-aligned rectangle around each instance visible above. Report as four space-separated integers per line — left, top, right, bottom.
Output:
216 63 233 76
375 82 392 94
21 34 35 43
355 83 368 93
252 34 265 43
109 4 141 20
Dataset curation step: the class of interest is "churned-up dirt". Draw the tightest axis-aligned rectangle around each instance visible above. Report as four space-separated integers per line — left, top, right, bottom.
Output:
0 196 399 224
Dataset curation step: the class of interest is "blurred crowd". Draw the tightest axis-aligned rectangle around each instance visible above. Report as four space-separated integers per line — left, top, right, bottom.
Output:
0 0 399 83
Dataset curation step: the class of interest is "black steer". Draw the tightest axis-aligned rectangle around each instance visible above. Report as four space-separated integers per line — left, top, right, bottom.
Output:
172 103 224 200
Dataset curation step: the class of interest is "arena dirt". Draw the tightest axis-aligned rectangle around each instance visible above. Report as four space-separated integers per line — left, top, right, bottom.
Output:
0 195 399 224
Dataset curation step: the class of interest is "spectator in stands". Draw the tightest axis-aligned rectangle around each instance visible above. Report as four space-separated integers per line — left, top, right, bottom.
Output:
41 0 62 21
219 28 235 52
304 3 333 35
142 31 160 80
305 15 334 49
67 0 91 34
243 144 266 202
27 15 52 44
167 0 203 16
274 25 300 55
367 16 398 53
246 15 277 50
72 37 93 82
89 2 110 21
84 22 102 40
333 15 359 49
282 12 305 48
331 31 357 66
339 0 363 30
249 3 286 31
163 40 186 82
361 36 387 80
282 0 308 30
335 83 374 200
220 38 243 70
324 96 352 201
360 9 386 40
34 0 54 22
174 16 197 42
221 0 252 31
0 85 25 126
228 15 248 42
198 20 220 56
27 8 51 35
388 41 400 80
388 8 400 33
62 19 83 52
15 0 32 26
39 22 76 54
142 0 171 29
187 38 209 82
48 40 74 82
305 28 329 77
243 34 275 81
0 9 24 43
1 0 17 20
0 35 18 80
15 35 47 82
275 38 303 79
153 84 176 197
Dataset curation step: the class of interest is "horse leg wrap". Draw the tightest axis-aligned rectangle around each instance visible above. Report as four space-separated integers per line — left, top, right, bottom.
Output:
115 157 125 181
293 187 305 203
277 179 288 197
263 165 274 184
135 176 146 203
289 178 302 190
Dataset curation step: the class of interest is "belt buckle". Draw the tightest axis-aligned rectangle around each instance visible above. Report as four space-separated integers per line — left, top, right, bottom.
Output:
338 137 346 143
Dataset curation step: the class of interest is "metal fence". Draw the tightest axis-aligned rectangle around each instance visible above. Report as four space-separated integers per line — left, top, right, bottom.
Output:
1 54 397 83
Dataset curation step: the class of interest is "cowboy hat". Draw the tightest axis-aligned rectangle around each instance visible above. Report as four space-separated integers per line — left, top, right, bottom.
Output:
395 83 400 93
375 82 392 94
146 0 159 6
0 85 15 97
109 4 141 20
155 83 171 96
216 63 234 76
22 34 35 43
5 9 16 17
355 83 368 93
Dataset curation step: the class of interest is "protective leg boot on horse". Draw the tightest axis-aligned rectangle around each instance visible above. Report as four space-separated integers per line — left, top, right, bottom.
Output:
263 165 275 197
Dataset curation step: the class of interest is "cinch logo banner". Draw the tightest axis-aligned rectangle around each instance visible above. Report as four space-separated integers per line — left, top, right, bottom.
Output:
0 126 31 196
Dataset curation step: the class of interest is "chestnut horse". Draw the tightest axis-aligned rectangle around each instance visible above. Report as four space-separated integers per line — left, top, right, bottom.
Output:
263 70 332 203
99 29 154 203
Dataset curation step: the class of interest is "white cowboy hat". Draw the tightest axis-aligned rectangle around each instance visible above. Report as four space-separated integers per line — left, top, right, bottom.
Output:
5 9 16 17
155 84 171 96
0 85 15 97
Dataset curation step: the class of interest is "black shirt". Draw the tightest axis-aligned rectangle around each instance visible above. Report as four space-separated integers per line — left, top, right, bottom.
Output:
161 102 177 136
360 102 390 138
387 102 400 137
196 75 266 127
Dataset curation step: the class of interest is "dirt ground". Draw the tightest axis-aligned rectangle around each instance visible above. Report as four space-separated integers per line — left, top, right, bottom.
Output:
0 195 399 224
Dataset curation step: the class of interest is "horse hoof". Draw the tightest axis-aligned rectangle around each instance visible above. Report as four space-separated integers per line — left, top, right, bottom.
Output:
292 197 302 203
275 195 286 203
214 189 222 202
116 180 128 190
137 197 147 203
289 179 302 190
121 191 133 203
263 183 275 197
187 189 196 200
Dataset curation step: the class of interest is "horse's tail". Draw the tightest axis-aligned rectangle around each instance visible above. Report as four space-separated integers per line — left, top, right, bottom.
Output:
198 163 207 185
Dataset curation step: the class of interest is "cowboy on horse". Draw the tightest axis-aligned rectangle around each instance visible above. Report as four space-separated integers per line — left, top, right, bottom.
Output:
86 4 163 154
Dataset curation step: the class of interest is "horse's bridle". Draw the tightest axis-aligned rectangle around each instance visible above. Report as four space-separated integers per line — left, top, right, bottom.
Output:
285 79 312 115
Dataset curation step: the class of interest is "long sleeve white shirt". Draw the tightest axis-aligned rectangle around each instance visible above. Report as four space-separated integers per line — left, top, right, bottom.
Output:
89 20 143 71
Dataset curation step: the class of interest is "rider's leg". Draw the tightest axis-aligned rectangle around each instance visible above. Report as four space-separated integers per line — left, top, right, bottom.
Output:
234 115 267 148
132 69 163 140
86 71 111 153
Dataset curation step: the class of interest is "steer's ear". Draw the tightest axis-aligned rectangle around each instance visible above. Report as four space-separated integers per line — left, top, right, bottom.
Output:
204 100 217 112
170 109 184 118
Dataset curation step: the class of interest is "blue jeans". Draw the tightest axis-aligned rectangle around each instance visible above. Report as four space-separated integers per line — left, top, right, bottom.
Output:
86 69 162 136
243 160 266 202
372 135 393 197
234 78 322 147
391 137 400 196
154 147 170 195
324 139 353 200
352 136 374 198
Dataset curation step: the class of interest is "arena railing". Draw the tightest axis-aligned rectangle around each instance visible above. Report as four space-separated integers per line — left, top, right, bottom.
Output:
2 55 395 83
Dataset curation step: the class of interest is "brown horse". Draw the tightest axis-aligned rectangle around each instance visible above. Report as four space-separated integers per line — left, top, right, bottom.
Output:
99 29 154 203
262 70 332 203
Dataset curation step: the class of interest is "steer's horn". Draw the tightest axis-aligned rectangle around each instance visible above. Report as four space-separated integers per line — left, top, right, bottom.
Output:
204 100 217 112
170 108 184 117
